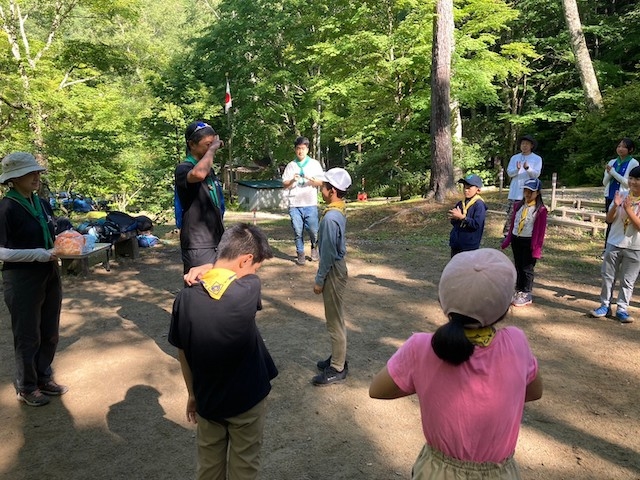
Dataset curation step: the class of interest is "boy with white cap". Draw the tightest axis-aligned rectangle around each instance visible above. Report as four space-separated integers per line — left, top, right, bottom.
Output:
311 168 352 386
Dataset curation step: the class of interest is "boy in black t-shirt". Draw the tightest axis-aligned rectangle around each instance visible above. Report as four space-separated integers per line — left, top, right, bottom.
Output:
169 223 277 480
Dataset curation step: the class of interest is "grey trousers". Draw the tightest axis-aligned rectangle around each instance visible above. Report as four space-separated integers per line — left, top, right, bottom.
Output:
600 245 640 311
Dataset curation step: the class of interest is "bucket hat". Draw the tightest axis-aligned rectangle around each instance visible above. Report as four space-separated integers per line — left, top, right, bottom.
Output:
0 152 45 184
518 135 538 151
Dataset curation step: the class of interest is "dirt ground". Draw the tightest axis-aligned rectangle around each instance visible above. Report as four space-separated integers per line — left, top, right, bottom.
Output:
1 201 639 480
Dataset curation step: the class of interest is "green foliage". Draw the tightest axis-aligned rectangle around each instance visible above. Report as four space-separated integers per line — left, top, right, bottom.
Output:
560 83 640 185
1 0 639 218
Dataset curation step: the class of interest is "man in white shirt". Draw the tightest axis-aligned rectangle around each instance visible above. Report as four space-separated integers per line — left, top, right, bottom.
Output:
282 137 324 265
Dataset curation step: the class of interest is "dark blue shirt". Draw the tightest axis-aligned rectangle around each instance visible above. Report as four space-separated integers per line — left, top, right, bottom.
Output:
449 197 487 251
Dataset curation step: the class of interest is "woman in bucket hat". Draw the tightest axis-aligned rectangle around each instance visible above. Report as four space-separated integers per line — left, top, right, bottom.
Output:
0 152 68 407
369 249 542 479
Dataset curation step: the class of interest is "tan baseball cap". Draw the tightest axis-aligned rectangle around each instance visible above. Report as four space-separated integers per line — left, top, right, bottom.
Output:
439 249 516 327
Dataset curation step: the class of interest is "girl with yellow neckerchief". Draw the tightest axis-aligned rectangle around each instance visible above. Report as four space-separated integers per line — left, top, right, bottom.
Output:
448 174 487 257
501 178 548 307
589 166 640 324
370 249 542 480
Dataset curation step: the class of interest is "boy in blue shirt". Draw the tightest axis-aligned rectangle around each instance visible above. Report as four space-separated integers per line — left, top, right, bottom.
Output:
312 168 352 386
448 174 487 257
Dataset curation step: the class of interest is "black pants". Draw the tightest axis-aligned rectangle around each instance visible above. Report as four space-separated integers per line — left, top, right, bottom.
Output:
3 263 62 393
181 247 218 275
511 236 537 293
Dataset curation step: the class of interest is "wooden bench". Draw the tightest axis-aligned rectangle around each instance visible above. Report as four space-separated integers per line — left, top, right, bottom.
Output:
58 243 112 276
490 208 604 235
554 197 603 210
547 215 604 235
555 207 606 223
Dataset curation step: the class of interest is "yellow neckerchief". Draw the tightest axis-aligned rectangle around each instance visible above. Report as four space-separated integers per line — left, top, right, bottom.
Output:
623 194 640 234
464 326 496 347
199 268 237 300
321 200 347 219
517 200 537 235
461 194 483 216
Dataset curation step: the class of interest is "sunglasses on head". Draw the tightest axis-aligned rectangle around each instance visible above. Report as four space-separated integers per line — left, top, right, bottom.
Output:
187 122 212 141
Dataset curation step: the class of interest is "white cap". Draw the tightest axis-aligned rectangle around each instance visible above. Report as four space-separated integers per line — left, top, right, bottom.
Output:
317 168 352 191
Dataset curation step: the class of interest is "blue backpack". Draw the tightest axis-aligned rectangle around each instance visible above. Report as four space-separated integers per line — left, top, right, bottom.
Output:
174 178 225 230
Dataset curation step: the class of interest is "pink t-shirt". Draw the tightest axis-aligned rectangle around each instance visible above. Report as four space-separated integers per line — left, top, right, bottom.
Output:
387 327 538 463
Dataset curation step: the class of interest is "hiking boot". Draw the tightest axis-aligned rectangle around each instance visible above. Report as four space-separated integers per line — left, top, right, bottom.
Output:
296 251 306 266
312 366 348 386
39 381 69 396
589 305 611 318
512 292 532 307
311 247 319 261
17 389 50 407
616 310 633 324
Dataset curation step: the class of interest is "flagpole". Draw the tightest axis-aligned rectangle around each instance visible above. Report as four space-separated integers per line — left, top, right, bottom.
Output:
225 73 232 168
225 73 233 201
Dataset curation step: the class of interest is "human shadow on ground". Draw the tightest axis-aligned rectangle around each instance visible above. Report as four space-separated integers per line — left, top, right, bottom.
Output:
4 384 193 480
106 385 194 478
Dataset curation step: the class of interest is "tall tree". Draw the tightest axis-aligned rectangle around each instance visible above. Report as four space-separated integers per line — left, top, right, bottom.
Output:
428 0 455 202
562 0 603 111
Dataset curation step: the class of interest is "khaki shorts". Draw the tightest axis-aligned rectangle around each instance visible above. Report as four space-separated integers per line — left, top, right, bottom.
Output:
412 444 521 480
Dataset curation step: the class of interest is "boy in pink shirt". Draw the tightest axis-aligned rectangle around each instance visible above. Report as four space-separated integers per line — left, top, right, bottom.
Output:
370 249 543 479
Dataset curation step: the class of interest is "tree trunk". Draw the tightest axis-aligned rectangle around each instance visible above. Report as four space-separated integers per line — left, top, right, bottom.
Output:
562 0 603 111
428 0 455 203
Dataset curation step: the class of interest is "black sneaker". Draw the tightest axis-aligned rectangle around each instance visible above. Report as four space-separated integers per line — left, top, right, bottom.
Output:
17 389 50 407
316 357 349 371
316 356 332 370
39 381 69 396
312 366 347 386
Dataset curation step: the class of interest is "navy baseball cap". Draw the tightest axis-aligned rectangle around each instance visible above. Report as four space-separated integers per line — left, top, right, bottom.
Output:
523 178 542 191
458 174 483 188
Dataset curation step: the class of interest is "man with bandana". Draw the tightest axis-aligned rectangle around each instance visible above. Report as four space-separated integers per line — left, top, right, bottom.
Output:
175 120 226 275
281 136 324 266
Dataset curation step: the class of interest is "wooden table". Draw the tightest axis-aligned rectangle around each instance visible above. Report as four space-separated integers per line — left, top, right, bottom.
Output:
58 243 112 276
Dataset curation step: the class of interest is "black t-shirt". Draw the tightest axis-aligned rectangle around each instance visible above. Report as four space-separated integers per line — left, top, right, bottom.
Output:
168 274 278 421
175 162 225 250
0 195 56 270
